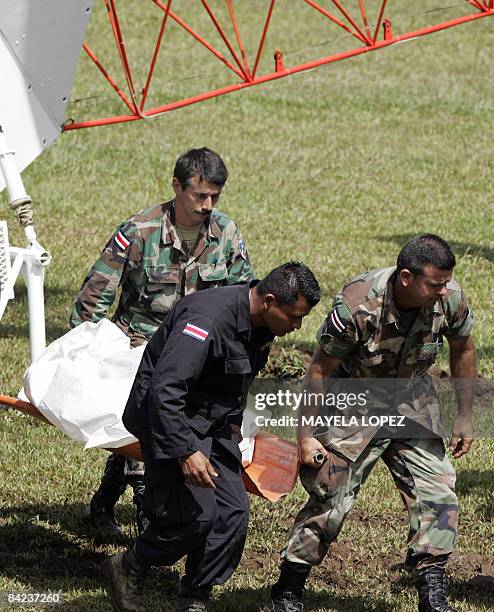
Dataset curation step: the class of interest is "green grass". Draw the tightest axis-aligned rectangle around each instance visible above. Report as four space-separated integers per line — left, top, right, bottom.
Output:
1 1 493 610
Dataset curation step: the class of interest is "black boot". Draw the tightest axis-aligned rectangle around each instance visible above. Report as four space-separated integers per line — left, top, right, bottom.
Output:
416 568 458 612
260 561 310 612
104 547 147 612
89 454 127 542
175 586 212 612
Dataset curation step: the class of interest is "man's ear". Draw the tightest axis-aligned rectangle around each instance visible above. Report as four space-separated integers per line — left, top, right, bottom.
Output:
263 293 277 310
399 268 414 288
172 177 182 195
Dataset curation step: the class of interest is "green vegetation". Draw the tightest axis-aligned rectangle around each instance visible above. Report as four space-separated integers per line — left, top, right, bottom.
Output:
0 1 493 610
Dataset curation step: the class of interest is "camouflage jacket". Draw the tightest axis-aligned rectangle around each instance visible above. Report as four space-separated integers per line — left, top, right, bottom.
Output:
316 266 474 460
70 200 253 345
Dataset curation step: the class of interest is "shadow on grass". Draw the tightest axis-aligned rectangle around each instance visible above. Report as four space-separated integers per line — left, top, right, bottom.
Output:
383 235 494 264
215 587 398 611
0 283 72 342
0 519 106 589
0 501 142 548
0 503 179 610
456 469 494 520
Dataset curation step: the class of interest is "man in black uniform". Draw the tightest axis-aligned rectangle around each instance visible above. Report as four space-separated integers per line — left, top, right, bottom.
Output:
104 262 321 612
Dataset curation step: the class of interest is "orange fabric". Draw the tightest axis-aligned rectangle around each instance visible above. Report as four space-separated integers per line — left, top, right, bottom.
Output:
242 431 299 501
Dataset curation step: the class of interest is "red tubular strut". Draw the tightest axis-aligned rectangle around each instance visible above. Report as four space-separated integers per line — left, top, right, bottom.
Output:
226 0 252 80
140 0 173 111
252 0 277 79
82 42 134 112
200 0 250 81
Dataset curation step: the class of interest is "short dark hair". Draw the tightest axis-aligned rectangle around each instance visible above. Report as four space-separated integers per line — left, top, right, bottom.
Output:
173 147 228 189
257 261 321 307
397 234 456 275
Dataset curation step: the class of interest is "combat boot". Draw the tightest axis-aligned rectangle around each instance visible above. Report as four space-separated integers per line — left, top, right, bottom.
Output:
89 488 125 541
260 561 309 612
104 549 147 612
175 586 211 612
89 454 127 541
416 568 458 612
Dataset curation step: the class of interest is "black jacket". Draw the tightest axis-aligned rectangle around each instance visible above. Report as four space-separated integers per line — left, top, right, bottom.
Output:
123 282 273 463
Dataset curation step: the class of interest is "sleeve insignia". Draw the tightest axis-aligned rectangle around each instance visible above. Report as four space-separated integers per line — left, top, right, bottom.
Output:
114 230 131 251
328 307 347 335
183 323 209 342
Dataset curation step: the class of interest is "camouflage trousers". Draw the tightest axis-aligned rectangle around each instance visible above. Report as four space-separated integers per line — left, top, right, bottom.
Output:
282 437 458 572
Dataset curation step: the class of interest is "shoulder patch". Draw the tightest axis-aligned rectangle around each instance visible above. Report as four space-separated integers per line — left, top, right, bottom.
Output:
324 306 352 337
183 323 209 342
329 308 347 334
114 230 131 251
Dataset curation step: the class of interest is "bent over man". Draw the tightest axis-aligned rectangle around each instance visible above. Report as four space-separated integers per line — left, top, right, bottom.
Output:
263 235 476 612
104 262 320 612
70 148 253 540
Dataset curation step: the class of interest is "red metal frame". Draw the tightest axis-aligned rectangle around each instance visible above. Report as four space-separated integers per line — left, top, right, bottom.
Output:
64 1 494 130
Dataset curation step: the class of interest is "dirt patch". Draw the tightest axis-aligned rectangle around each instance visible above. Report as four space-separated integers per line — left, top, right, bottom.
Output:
311 542 408 590
346 507 407 529
448 554 494 577
239 548 281 572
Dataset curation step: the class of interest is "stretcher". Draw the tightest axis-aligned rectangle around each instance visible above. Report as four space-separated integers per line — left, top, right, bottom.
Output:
0 394 299 502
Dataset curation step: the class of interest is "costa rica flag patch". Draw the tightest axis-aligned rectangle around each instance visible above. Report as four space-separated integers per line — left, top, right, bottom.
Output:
183 323 209 342
114 230 130 251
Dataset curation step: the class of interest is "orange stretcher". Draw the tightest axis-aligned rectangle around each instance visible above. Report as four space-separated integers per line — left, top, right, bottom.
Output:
0 394 299 502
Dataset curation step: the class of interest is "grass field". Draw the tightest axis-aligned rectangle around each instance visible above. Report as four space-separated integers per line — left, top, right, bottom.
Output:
1 1 493 610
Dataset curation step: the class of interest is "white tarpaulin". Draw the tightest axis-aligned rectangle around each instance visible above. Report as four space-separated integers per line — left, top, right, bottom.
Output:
21 319 144 449
0 0 94 191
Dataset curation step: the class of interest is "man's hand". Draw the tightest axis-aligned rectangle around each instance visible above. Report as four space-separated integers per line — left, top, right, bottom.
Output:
298 437 330 467
180 451 218 488
449 415 475 459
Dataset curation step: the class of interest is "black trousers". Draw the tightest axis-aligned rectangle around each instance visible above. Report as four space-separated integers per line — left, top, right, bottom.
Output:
135 438 249 589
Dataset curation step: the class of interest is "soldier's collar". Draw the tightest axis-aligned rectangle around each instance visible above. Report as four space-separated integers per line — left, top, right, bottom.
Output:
416 299 445 327
162 201 222 245
161 201 182 248
383 269 399 325
236 281 256 333
205 211 223 240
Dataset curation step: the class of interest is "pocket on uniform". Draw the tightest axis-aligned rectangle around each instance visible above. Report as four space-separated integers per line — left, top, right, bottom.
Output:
299 451 350 502
225 356 251 375
143 483 203 528
145 265 181 284
198 262 228 283
141 265 182 313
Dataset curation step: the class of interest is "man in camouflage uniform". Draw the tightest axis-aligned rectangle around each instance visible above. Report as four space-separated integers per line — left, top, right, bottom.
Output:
70 147 253 540
263 234 476 612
